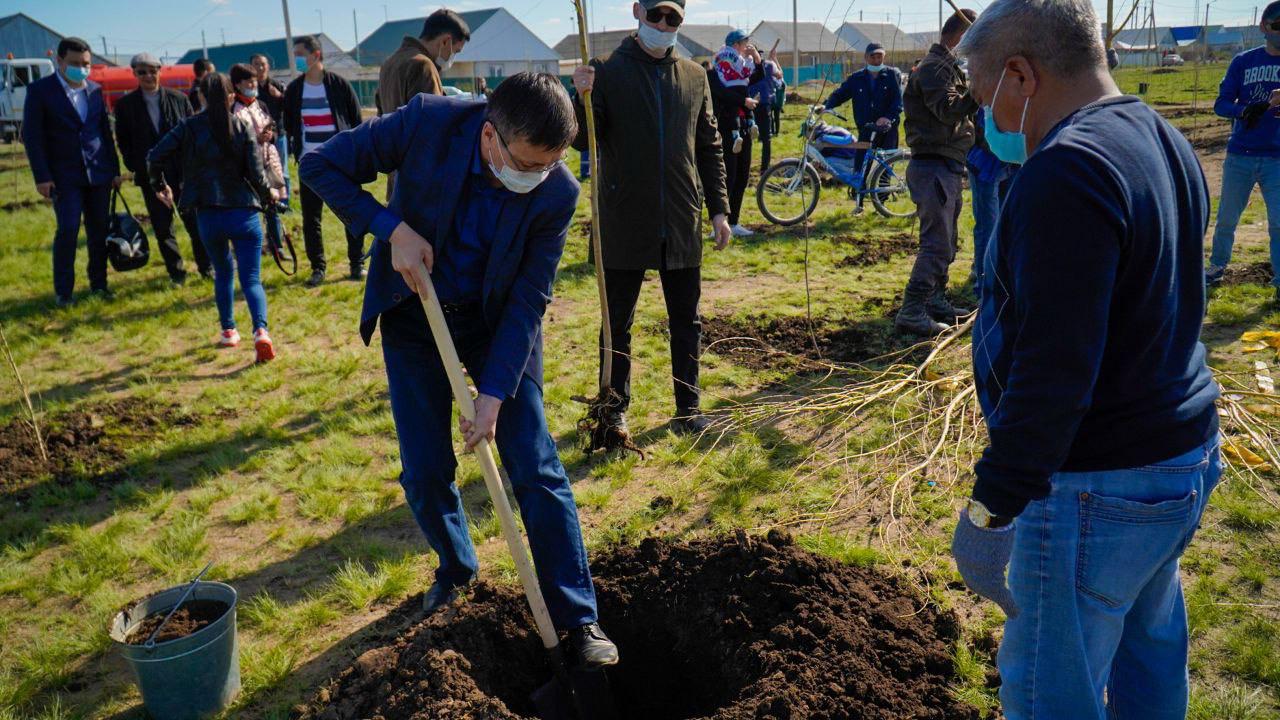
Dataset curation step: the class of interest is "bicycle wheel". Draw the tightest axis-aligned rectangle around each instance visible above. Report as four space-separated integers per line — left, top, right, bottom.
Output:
756 158 821 226
869 152 916 218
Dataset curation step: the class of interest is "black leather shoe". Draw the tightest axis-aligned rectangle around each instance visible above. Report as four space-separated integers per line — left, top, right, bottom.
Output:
567 622 619 667
304 270 326 288
670 412 711 436
926 289 972 323
350 265 366 281
91 287 115 301
55 295 74 308
422 582 459 614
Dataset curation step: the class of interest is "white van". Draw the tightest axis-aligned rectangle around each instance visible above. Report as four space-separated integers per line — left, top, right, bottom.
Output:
0 58 56 141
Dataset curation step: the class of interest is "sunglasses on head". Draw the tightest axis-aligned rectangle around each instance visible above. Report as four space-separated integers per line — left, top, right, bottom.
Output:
645 7 683 27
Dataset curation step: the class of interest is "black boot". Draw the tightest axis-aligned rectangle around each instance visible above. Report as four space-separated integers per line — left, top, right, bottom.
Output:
896 281 949 336
670 409 711 436
926 286 973 323
567 622 620 667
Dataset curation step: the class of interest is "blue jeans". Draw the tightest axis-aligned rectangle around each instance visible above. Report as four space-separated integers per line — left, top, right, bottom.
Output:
196 208 268 332
999 438 1221 719
52 183 111 297
379 300 598 630
1211 152 1280 287
968 164 1015 282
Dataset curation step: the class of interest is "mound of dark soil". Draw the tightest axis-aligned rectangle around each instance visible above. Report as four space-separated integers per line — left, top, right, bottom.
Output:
297 533 978 720
701 314 920 370
125 599 229 644
834 232 917 268
0 397 196 493
1222 260 1275 287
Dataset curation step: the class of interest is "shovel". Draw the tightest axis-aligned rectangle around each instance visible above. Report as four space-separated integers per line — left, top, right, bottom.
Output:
412 265 619 720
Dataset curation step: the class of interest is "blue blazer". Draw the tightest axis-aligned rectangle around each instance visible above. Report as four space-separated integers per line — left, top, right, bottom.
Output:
21 73 119 187
299 94 580 399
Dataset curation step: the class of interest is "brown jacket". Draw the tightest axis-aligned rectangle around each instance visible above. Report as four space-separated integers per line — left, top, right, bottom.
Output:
376 36 443 115
573 34 729 270
903 43 979 163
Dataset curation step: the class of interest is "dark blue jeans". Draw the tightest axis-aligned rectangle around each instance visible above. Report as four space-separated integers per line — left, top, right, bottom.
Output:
967 164 1016 283
52 182 111 298
379 300 598 630
196 208 268 331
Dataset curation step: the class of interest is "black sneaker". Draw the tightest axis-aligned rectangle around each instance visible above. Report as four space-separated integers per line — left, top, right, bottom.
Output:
1205 265 1225 288
304 270 326 288
566 623 619 667
350 265 366 281
171 273 188 288
670 412 711 436
55 295 74 308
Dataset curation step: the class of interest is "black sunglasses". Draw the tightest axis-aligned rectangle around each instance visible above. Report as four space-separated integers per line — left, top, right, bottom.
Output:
1270 19 1280 31
645 7 683 28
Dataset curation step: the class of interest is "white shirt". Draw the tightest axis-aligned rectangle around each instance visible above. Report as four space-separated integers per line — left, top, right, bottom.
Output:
55 69 89 123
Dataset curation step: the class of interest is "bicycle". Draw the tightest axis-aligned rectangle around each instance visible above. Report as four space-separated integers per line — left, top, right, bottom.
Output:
756 105 915 225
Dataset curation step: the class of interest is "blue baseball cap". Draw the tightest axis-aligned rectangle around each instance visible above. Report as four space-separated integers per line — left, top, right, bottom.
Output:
726 29 750 46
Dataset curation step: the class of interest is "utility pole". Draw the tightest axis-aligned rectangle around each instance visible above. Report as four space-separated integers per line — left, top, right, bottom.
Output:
354 10 361 65
939 0 943 43
282 0 295 78
859 10 863 21
317 9 324 34
221 28 226 46
201 29 208 60
1254 6 1259 25
383 4 389 23
792 0 799 86
100 36 108 57
1106 0 1114 46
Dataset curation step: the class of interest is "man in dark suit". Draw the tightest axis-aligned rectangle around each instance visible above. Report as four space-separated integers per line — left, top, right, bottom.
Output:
114 52 210 284
22 37 124 306
300 73 619 667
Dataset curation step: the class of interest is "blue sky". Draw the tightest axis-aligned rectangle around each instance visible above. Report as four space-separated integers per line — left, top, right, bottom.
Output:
10 0 1271 60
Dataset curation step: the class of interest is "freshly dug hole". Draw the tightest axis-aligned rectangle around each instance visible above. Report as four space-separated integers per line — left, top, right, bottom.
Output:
298 533 979 720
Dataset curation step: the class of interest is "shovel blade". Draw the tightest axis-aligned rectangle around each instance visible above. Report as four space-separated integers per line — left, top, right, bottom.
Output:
531 666 619 720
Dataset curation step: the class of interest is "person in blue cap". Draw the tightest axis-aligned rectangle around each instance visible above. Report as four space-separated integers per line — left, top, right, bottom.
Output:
823 41 904 203
1207 0 1280 302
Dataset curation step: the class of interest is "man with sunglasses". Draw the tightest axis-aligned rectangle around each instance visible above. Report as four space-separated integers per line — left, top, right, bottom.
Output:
1208 0 1280 302
115 52 211 285
571 0 732 437
299 72 620 667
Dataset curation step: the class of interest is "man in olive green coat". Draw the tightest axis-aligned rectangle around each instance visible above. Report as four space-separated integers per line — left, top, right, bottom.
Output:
572 0 732 437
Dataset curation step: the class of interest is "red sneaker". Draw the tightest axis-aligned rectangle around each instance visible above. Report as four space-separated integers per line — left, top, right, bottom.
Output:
217 329 241 348
254 328 275 363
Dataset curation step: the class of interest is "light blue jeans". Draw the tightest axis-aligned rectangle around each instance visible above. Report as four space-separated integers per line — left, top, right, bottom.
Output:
999 437 1220 719
1211 152 1280 287
197 208 269 332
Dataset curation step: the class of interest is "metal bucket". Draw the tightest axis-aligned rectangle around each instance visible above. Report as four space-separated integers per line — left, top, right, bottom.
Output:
109 581 240 720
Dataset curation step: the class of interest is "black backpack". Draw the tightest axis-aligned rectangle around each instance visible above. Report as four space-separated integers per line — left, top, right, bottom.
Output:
105 188 150 272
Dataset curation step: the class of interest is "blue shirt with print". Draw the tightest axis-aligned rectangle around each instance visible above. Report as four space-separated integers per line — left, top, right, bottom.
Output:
1216 46 1280 156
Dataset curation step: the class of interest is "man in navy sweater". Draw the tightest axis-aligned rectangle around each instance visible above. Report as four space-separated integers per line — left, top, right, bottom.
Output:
954 1 1220 717
22 37 124 306
1208 0 1280 299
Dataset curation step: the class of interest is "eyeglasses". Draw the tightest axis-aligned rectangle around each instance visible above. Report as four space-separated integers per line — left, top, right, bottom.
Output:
645 7 684 28
493 125 562 173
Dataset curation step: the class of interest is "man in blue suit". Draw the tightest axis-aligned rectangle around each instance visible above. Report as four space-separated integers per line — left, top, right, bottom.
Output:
22 37 123 306
300 73 619 667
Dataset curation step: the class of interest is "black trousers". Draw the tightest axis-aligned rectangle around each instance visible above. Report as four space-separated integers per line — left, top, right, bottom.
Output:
141 183 210 279
722 132 753 226
600 266 701 415
300 179 364 274
754 104 773 174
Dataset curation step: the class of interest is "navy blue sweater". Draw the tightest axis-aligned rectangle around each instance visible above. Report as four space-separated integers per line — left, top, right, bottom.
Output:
823 67 903 133
972 95 1219 518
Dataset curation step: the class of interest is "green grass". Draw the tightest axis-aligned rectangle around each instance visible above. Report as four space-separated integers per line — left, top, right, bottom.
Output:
0 75 1277 718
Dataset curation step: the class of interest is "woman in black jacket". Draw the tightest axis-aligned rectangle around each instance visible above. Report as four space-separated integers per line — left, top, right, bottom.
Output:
148 72 278 362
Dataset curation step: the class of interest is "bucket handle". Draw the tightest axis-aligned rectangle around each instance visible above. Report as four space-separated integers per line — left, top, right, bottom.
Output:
144 561 213 649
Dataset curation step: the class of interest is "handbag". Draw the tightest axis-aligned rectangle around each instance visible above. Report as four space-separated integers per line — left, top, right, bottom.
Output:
105 188 150 272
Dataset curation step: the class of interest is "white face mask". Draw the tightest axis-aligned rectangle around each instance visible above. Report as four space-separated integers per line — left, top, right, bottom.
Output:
637 21 679 51
487 128 553 194
438 41 455 72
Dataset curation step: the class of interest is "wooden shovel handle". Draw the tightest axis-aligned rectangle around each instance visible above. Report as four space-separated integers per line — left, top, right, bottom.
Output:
413 264 561 651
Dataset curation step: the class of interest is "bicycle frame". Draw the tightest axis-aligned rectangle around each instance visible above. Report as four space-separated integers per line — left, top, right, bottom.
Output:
792 106 907 204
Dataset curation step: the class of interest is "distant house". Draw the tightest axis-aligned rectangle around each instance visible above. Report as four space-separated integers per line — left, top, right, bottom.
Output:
177 32 359 74
907 31 938 51
553 25 731 64
750 21 853 83
0 12 114 65
835 22 921 55
356 8 558 91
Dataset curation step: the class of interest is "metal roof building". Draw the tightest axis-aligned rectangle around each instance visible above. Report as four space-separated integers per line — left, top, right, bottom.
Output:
749 21 853 59
176 32 359 73
0 12 114 65
355 8 558 83
835 22 921 54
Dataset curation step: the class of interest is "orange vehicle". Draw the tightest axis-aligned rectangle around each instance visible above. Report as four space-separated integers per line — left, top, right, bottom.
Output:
90 64 196 112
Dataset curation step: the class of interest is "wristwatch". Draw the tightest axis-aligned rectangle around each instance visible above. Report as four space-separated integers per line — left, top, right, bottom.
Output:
967 498 1014 529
